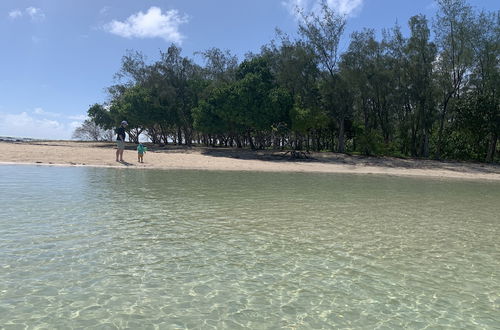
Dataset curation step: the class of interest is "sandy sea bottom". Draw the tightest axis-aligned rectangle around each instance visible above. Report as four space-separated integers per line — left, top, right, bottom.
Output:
0 165 499 328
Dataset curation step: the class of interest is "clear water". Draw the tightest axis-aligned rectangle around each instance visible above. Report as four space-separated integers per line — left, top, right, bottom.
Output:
0 165 499 329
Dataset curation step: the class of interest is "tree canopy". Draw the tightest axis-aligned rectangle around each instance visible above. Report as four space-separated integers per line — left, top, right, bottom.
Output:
80 0 499 162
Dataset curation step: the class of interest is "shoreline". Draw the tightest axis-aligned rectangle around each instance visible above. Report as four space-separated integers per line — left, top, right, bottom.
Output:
3 161 500 183
1 141 499 181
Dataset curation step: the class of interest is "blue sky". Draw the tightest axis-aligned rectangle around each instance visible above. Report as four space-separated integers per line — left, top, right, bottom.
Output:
0 0 497 139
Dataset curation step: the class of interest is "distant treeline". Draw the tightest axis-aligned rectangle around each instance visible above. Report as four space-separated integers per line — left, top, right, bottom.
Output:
82 0 499 162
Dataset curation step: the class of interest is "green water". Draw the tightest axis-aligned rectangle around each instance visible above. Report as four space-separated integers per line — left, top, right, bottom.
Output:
0 165 499 329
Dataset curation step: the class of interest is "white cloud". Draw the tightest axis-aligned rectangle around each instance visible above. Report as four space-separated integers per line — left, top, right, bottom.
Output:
68 114 87 121
283 0 364 18
25 7 45 21
33 107 61 118
0 112 76 140
103 6 188 44
326 0 363 16
8 9 23 19
69 121 82 130
32 108 87 121
33 107 45 115
7 7 45 21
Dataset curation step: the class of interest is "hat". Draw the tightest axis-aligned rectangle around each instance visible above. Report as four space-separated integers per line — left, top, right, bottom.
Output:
121 120 128 126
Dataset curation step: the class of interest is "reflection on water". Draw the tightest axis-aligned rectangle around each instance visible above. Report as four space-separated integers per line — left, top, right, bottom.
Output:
0 165 499 328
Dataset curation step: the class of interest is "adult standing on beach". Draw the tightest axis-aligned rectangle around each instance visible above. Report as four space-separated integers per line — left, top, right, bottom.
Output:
116 120 127 162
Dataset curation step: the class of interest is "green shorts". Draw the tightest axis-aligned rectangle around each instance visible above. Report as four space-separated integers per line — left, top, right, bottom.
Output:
117 140 125 150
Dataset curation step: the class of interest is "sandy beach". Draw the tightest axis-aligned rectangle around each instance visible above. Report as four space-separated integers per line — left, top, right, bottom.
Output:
1 140 499 181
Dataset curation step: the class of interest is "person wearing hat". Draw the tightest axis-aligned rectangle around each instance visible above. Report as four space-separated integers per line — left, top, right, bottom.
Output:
116 120 128 162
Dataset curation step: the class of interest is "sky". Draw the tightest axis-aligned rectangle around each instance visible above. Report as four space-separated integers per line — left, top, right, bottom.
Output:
0 0 498 140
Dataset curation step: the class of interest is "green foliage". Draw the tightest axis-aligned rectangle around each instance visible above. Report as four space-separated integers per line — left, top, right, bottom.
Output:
442 94 499 160
109 85 153 126
87 104 113 130
356 129 386 156
80 0 499 162
290 103 328 134
194 56 293 137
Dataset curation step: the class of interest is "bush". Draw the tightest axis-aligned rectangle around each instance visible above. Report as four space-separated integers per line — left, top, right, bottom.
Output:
356 130 385 156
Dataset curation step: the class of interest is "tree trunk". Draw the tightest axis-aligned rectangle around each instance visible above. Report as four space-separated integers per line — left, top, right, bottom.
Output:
486 132 498 162
127 128 142 144
436 95 452 159
338 118 345 153
177 127 182 145
331 130 336 152
248 132 255 150
183 127 192 146
422 132 430 158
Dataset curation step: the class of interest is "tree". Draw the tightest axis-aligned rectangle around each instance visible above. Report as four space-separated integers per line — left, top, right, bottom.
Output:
433 0 475 158
198 48 238 87
298 0 348 152
232 56 291 149
108 85 153 143
468 11 500 161
83 0 498 163
87 103 114 130
72 119 113 141
341 29 398 155
154 45 203 146
406 15 437 157
263 35 324 150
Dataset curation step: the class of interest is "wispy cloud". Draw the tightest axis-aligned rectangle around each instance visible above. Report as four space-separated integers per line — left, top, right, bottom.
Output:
33 107 61 118
0 107 87 140
7 7 45 21
8 9 23 19
99 6 110 16
282 0 309 19
0 112 78 140
283 0 364 19
103 6 188 44
425 1 438 11
68 114 87 121
326 0 364 16
32 108 87 122
26 7 45 21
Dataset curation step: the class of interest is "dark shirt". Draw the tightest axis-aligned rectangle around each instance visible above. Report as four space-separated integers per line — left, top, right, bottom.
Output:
116 127 126 141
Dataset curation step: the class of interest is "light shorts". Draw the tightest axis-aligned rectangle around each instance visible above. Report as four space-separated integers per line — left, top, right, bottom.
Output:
117 140 125 150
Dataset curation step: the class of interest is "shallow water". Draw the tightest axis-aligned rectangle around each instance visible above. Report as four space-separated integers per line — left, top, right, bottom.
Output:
0 165 499 329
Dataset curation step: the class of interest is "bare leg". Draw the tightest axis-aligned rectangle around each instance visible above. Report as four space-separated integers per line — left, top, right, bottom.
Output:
116 149 120 161
119 150 124 162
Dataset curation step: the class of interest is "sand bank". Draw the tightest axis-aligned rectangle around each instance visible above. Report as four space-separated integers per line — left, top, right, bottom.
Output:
1 141 499 181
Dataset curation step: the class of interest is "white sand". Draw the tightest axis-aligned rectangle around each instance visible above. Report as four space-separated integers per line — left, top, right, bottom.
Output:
1 141 499 181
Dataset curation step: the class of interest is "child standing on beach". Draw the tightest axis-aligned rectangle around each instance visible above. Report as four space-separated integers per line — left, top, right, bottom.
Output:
137 143 147 163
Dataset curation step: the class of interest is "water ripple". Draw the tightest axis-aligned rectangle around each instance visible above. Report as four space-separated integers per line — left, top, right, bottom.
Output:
0 165 499 328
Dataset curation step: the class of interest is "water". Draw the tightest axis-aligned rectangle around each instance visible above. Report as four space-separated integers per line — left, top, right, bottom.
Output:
0 165 499 329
